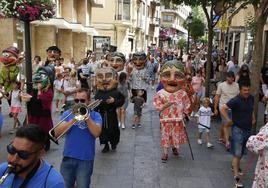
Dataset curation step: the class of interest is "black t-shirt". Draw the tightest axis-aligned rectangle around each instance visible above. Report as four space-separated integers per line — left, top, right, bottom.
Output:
261 67 268 84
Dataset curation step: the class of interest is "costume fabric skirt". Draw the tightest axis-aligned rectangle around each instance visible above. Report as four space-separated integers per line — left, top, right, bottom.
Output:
160 121 187 148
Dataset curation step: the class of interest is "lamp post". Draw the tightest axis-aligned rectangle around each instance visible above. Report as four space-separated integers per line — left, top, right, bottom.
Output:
186 12 193 54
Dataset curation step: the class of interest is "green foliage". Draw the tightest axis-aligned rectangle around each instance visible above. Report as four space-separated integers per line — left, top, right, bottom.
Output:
191 6 205 20
200 35 208 44
245 15 256 35
189 18 205 41
177 38 186 49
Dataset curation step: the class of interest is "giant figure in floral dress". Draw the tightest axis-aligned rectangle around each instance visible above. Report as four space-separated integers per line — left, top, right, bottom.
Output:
246 123 268 188
153 60 192 162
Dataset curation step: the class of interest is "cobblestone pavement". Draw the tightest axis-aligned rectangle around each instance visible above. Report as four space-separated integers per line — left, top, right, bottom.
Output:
0 89 260 188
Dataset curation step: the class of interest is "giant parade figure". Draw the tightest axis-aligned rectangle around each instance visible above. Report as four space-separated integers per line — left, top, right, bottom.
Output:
129 52 148 103
27 63 55 151
45 45 61 66
153 60 192 162
94 67 125 153
107 52 126 74
0 47 23 93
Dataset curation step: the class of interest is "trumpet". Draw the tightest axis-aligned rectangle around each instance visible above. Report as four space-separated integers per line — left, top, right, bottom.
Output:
0 164 14 185
49 99 102 144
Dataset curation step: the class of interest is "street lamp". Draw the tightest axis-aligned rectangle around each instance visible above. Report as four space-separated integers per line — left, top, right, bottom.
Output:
186 12 193 54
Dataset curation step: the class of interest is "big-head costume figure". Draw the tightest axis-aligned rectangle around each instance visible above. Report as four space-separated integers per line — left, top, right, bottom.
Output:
107 52 126 74
153 60 192 162
0 47 22 93
130 52 148 102
27 65 55 151
94 67 125 153
45 46 61 66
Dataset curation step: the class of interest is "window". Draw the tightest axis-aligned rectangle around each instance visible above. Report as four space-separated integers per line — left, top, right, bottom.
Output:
117 0 130 20
163 15 173 22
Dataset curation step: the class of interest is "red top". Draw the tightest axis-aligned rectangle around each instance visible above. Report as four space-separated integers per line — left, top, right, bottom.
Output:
27 88 53 133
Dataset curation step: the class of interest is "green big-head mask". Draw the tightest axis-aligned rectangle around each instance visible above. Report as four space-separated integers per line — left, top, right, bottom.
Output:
32 65 55 90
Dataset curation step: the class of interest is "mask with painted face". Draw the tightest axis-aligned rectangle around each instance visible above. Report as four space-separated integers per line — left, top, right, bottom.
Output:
46 46 61 62
132 52 147 70
95 67 118 91
0 47 20 67
32 65 55 90
108 52 126 72
160 60 185 93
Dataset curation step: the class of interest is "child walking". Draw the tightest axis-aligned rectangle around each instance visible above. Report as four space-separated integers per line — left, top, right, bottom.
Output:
117 72 130 129
131 89 145 129
197 97 214 148
9 81 22 134
54 73 64 112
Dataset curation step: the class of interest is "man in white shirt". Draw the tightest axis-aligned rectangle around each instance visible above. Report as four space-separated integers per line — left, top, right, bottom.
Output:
227 56 235 72
214 71 239 150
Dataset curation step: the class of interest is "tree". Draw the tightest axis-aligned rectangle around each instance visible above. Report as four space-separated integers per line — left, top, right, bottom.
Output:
171 0 243 97
248 0 268 132
177 38 186 58
189 18 205 47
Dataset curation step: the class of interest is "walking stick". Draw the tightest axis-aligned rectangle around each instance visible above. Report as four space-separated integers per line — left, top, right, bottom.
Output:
183 120 194 160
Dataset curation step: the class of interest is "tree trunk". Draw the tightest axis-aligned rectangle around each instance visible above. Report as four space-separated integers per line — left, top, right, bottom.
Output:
205 24 213 97
180 48 183 58
251 16 266 133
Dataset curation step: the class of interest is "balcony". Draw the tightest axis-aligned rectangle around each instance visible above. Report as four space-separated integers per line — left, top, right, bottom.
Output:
149 17 160 26
114 14 132 27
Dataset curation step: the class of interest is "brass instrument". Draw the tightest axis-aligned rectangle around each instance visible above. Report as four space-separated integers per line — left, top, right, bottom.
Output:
49 99 102 144
0 164 14 185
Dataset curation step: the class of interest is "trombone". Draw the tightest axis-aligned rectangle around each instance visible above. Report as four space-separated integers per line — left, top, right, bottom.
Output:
49 99 102 144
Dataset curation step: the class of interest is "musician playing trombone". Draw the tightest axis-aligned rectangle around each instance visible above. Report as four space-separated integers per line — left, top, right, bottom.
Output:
53 88 102 188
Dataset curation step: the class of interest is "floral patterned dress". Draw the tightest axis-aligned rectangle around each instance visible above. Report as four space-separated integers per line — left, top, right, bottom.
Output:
153 89 192 148
246 124 268 188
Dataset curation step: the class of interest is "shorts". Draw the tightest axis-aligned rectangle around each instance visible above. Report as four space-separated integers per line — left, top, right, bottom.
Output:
231 126 251 158
220 108 232 125
10 106 22 113
195 90 203 97
134 109 142 117
54 91 64 100
198 127 210 133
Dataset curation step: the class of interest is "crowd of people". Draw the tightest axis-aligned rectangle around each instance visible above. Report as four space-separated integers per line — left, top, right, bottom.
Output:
0 45 267 188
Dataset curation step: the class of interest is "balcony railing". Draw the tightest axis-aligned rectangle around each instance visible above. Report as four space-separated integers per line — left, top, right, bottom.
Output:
150 17 160 26
115 14 131 21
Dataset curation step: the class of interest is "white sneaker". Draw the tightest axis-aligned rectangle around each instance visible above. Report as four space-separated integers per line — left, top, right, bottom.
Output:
121 124 125 129
118 123 121 128
207 142 214 148
152 86 155 90
197 139 202 145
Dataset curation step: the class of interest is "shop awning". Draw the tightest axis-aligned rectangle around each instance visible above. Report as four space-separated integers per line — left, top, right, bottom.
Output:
31 18 98 35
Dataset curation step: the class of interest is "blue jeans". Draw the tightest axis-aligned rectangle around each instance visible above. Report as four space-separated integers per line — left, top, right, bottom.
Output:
231 126 251 158
60 157 94 188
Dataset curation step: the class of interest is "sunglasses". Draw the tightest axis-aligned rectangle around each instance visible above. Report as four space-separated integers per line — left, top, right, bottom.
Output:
7 143 41 160
74 98 86 103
